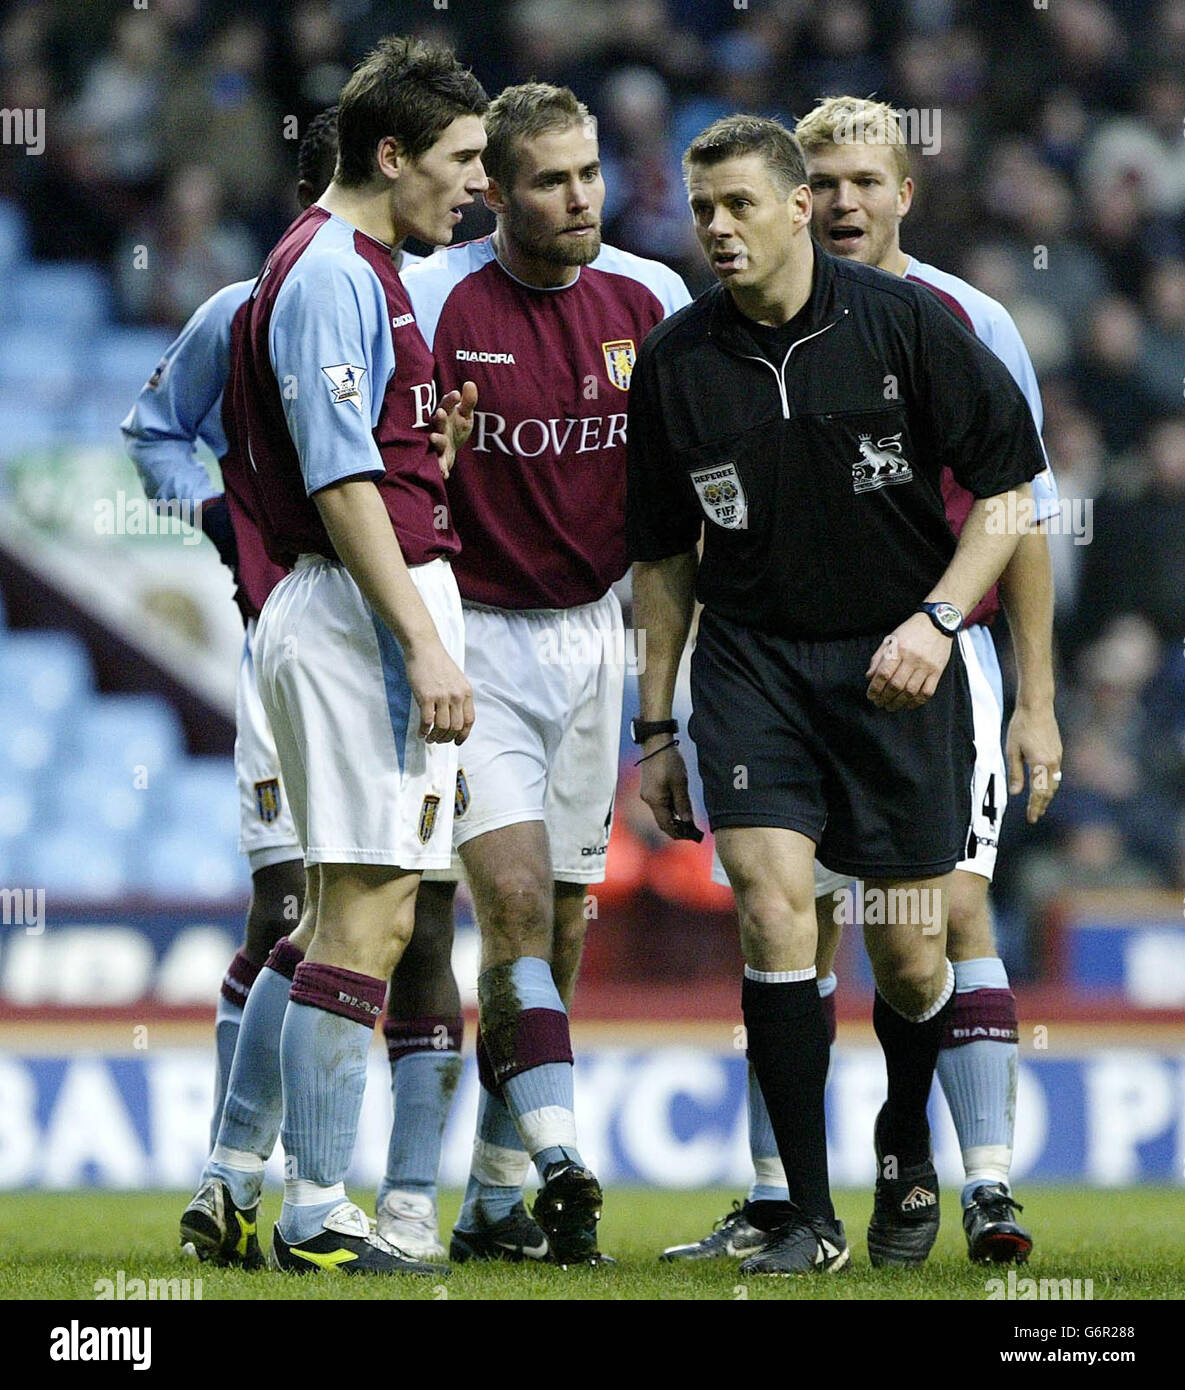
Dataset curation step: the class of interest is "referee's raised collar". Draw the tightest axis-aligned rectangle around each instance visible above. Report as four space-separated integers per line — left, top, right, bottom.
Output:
707 238 837 348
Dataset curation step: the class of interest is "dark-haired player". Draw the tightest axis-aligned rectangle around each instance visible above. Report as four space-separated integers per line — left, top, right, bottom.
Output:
178 37 487 1276
400 81 689 1265
127 97 468 1268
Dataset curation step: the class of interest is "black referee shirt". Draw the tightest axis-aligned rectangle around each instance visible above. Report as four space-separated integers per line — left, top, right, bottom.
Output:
626 241 1045 640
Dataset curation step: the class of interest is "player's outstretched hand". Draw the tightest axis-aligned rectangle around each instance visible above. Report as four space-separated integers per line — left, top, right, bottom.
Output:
1006 700 1062 823
865 611 953 710
430 380 478 478
640 742 704 842
406 641 475 745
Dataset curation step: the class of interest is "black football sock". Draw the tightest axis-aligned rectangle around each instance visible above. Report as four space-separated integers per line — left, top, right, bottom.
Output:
745 1199 795 1232
873 962 955 1168
741 970 834 1224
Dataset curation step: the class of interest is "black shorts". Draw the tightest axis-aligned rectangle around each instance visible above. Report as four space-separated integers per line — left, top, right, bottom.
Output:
689 613 975 879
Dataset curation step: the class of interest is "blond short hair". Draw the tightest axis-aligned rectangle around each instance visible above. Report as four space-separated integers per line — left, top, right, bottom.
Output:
483 83 592 189
795 96 911 183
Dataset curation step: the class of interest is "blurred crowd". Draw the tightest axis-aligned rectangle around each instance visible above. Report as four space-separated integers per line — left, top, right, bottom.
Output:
2 0 1183 961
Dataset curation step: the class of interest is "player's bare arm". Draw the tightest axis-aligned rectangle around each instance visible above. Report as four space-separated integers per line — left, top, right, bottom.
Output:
866 483 1032 711
429 379 478 478
998 523 1062 822
313 477 474 744
632 549 700 839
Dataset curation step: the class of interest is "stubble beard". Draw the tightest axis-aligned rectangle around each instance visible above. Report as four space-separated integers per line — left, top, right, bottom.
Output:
506 203 602 267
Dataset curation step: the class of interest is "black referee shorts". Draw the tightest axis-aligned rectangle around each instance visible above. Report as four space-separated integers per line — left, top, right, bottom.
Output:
689 612 975 879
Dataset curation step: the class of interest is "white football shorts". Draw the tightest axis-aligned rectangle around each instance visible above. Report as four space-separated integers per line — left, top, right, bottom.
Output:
432 590 626 885
235 617 301 869
254 555 464 870
955 622 1006 881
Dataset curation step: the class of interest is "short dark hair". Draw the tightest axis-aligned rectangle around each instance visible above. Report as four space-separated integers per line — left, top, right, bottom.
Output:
335 36 488 188
683 115 807 195
482 82 592 189
298 106 338 198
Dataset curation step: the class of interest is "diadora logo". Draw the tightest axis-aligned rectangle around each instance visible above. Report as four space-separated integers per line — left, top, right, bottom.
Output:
852 432 912 495
456 349 516 364
901 1185 937 1211
337 992 381 1016
391 312 414 329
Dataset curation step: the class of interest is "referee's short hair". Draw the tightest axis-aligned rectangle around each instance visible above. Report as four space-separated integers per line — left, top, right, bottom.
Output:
796 96 911 183
482 82 593 190
335 36 488 188
683 115 807 196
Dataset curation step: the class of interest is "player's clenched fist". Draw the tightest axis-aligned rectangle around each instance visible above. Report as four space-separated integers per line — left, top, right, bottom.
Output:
406 641 475 744
865 611 954 711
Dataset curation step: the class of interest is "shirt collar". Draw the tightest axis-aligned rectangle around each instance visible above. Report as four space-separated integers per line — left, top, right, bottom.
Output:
707 238 838 350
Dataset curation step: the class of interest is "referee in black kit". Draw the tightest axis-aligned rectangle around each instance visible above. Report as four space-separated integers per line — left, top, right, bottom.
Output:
627 117 1043 1276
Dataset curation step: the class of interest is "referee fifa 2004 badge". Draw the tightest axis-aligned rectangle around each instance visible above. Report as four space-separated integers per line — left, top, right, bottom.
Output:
690 461 748 529
418 793 441 844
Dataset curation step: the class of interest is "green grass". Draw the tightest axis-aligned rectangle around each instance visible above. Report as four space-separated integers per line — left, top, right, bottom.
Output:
2 1188 1183 1300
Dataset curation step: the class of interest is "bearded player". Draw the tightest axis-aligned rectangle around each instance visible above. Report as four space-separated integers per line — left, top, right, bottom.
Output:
400 82 689 1264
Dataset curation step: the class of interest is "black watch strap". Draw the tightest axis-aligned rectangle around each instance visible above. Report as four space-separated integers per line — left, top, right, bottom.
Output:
630 717 679 744
918 600 963 635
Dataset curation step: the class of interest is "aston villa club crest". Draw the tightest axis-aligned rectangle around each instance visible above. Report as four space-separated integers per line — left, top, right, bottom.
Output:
418 793 441 844
601 338 636 392
321 363 367 410
255 779 282 824
454 768 470 819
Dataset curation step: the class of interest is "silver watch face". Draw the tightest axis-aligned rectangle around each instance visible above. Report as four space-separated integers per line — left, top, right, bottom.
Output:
932 602 962 632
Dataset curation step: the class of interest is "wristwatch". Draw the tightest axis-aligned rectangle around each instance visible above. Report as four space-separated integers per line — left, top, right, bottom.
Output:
630 717 679 744
918 601 963 636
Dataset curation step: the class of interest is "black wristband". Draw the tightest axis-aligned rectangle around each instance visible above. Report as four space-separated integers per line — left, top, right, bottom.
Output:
630 717 679 744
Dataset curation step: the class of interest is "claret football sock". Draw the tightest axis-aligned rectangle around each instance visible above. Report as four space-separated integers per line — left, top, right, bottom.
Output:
379 1015 464 1203
210 950 261 1146
742 966 834 1223
873 960 955 1168
276 961 385 1245
207 937 305 1208
478 957 585 1182
934 957 1018 1205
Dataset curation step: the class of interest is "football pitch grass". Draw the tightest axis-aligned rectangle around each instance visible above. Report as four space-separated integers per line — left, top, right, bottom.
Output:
2 1187 1183 1301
